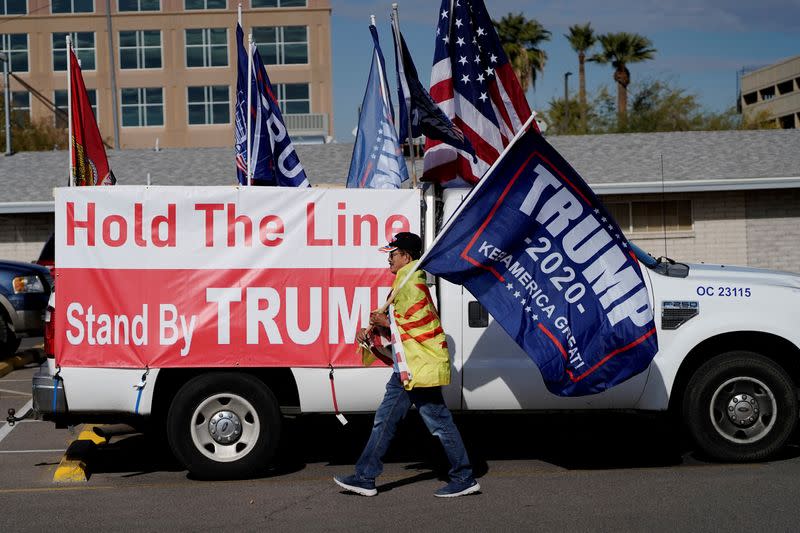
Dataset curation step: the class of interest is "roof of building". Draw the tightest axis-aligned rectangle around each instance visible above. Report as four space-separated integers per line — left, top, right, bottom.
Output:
2 128 799 208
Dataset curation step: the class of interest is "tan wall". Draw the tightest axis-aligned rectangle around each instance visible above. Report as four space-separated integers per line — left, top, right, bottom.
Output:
2 0 333 148
601 191 750 266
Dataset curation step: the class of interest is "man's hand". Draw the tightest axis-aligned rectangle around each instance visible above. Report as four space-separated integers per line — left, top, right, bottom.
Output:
369 311 389 328
355 328 369 346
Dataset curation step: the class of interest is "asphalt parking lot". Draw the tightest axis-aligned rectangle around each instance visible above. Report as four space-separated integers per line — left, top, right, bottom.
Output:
3 339 800 531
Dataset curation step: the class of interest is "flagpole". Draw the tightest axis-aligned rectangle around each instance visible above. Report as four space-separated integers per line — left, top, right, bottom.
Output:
66 35 73 187
391 4 417 187
237 2 242 26
376 114 537 313
246 34 253 187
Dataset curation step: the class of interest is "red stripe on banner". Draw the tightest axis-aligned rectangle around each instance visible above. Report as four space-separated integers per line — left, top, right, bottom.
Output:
401 298 429 319
413 326 444 343
496 63 532 125
458 151 538 281
55 267 393 369
401 311 437 331
537 323 567 358
535 151 592 206
423 160 463 186
453 117 501 164
400 325 443 344
569 328 657 383
538 323 658 383
430 80 455 103
488 81 514 137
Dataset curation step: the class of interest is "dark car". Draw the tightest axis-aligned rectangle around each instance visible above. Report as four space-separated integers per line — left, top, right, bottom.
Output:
0 260 53 356
35 233 55 274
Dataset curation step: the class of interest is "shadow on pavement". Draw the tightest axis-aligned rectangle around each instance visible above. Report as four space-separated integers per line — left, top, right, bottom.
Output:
83 410 800 480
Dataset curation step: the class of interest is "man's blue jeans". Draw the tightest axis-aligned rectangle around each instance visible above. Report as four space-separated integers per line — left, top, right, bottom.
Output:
354 373 474 484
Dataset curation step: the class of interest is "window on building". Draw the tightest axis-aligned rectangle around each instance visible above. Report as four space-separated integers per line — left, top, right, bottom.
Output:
121 87 163 127
252 0 306 7
52 32 95 71
11 91 29 125
1 0 26 15
742 91 757 106
759 86 775 101
184 0 225 9
252 25 307 65
275 83 309 114
54 89 97 128
0 34 28 72
118 0 159 11
185 28 227 67
607 200 693 233
187 85 229 125
778 114 795 129
51 0 93 13
777 80 793 96
119 30 161 69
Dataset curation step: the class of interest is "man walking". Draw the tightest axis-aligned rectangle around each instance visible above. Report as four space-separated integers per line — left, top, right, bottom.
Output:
334 232 480 498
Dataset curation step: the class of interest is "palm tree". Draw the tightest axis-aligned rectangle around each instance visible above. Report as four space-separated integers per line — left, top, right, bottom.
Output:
493 13 551 94
590 32 655 129
565 23 596 132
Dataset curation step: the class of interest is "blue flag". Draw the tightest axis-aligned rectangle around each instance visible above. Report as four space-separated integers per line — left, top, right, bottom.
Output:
234 24 309 187
346 25 408 189
391 19 474 157
420 121 658 396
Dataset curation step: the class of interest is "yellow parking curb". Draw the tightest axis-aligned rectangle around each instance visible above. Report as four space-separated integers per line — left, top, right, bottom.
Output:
0 361 11 379
9 352 34 369
53 458 89 483
53 425 108 483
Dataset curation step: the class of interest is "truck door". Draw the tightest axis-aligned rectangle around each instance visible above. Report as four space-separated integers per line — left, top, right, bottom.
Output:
456 283 650 410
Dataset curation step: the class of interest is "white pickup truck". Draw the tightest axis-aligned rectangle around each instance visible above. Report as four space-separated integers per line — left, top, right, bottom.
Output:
31 185 800 479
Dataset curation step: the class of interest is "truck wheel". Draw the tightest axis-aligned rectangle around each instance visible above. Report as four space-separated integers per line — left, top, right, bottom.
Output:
166 373 281 479
0 318 20 357
683 351 797 461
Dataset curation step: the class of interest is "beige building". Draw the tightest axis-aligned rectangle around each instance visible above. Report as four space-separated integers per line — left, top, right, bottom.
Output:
740 55 800 129
0 0 333 148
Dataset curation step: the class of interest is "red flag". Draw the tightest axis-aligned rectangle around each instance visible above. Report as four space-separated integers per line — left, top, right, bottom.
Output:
70 49 115 186
422 0 537 188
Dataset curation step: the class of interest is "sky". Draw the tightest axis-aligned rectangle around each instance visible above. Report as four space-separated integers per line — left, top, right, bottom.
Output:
329 0 800 141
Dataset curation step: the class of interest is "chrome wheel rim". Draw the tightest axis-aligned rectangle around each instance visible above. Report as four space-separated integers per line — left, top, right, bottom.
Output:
190 393 260 463
710 376 776 444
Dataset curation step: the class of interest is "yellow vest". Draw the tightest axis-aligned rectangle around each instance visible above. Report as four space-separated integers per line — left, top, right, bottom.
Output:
391 261 451 389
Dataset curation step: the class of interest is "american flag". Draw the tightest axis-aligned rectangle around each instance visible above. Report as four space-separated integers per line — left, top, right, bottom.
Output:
423 0 536 187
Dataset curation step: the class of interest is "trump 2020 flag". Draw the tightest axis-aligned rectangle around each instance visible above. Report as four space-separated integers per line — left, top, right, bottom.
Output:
346 25 408 189
234 24 309 187
420 117 658 396
69 48 115 186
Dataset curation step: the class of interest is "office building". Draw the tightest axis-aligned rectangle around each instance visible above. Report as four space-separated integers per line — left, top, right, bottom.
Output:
740 55 800 129
0 0 333 148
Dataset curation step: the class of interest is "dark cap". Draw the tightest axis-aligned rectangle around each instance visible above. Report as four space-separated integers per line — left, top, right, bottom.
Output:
379 232 422 258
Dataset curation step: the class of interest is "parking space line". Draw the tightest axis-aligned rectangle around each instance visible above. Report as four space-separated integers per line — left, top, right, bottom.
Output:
0 388 32 396
0 399 33 444
0 449 66 454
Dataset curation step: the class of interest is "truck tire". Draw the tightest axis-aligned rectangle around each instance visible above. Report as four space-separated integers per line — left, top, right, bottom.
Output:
0 318 20 357
682 351 797 461
166 372 281 480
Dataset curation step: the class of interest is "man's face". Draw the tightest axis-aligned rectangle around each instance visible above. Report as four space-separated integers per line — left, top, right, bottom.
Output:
388 249 411 275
